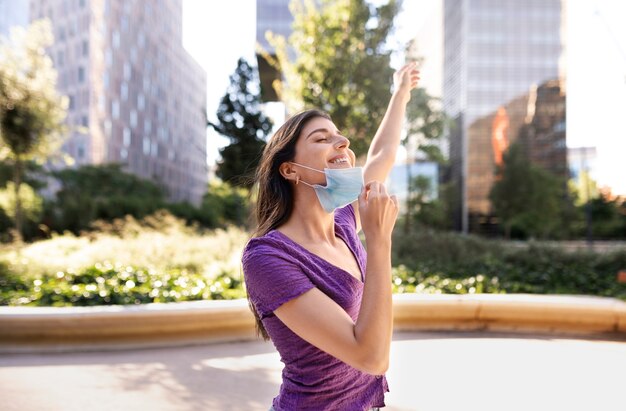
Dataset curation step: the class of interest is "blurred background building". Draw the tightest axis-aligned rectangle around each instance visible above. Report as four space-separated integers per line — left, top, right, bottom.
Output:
5 0 208 204
443 0 567 233
256 0 291 103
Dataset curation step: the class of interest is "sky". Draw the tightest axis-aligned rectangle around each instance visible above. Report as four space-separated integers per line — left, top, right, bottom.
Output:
182 0 626 195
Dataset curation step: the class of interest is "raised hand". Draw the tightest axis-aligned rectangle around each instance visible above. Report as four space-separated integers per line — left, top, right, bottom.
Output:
392 61 420 104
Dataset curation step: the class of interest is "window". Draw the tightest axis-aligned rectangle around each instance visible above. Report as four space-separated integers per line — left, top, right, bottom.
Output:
123 63 131 81
112 100 119 119
78 67 85 83
130 110 137 128
105 49 112 67
112 30 120 49
123 127 131 146
98 95 106 112
104 119 112 137
68 95 75 110
82 40 88 56
121 82 128 101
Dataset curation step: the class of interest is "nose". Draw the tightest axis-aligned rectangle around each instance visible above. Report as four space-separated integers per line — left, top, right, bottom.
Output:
334 135 349 149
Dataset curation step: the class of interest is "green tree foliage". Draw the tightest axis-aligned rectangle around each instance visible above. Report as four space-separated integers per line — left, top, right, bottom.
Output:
43 164 252 234
489 143 566 239
0 20 67 239
402 84 449 233
201 180 251 228
208 58 272 188
405 87 448 164
407 175 451 231
0 160 47 240
588 193 626 239
47 164 166 233
267 0 399 156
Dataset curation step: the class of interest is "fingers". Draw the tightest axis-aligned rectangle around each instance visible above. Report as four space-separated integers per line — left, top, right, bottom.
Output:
363 181 394 199
364 180 383 196
401 61 418 70
358 185 367 208
396 62 421 91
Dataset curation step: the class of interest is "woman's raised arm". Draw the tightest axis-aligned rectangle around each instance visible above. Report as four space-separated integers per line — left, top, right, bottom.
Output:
362 62 420 185
352 62 420 231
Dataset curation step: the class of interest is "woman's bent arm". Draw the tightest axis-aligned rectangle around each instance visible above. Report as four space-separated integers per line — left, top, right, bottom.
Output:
273 239 392 375
274 181 397 375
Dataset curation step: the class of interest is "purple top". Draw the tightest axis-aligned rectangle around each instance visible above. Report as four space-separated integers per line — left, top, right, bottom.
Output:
242 205 389 411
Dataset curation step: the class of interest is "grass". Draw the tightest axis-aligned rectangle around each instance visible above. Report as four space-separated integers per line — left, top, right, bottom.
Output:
0 211 250 281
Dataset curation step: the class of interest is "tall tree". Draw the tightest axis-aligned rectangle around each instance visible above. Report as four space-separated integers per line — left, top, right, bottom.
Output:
266 0 399 156
0 20 67 240
489 143 565 239
208 58 273 188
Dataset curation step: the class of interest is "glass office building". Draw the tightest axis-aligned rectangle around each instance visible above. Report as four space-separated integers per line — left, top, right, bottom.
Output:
444 0 566 232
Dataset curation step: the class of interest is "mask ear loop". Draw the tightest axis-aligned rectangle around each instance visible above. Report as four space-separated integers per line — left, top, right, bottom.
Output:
289 162 323 188
289 162 325 174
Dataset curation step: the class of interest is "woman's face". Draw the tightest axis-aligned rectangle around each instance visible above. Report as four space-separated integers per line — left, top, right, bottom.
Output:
290 116 356 185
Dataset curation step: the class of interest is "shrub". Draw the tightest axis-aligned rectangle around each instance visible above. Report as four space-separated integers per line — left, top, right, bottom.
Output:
1 262 245 307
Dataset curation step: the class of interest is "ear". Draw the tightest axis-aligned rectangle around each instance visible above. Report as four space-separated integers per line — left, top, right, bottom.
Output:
279 162 298 183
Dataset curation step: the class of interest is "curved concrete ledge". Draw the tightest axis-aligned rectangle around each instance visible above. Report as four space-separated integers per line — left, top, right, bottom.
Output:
1 294 625 353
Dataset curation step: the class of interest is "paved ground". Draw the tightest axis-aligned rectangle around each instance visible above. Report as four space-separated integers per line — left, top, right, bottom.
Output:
1 331 625 411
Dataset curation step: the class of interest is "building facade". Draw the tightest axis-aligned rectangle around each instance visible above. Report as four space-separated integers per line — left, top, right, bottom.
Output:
29 0 207 204
256 0 292 102
443 0 566 232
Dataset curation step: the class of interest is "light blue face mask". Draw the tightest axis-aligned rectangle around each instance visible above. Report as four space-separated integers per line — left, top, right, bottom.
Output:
290 162 364 213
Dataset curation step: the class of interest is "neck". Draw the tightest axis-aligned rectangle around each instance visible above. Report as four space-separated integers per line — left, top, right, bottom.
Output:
278 186 336 244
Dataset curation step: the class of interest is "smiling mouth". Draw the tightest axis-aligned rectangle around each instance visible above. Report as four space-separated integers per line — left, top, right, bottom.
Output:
329 157 350 165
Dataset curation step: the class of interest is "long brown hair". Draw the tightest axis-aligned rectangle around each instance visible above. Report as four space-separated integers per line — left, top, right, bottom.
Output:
247 109 331 340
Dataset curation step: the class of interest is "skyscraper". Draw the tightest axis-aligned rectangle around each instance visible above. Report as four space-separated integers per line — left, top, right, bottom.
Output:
29 0 208 204
256 0 292 102
443 0 566 233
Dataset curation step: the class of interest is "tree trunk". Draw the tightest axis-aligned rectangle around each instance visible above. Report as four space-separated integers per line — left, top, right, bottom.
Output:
14 155 23 242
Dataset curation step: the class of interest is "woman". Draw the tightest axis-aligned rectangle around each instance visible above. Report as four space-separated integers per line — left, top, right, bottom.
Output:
242 62 420 410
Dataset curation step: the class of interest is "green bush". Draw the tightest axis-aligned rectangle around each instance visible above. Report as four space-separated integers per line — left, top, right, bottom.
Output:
2 226 625 307
0 210 248 280
391 264 504 295
392 229 626 300
1 262 245 307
